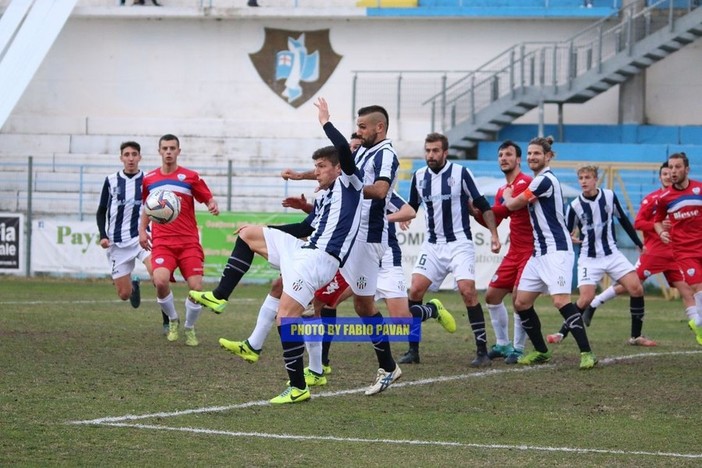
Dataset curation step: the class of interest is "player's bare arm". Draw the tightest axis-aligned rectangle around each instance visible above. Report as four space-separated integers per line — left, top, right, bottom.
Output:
363 179 390 200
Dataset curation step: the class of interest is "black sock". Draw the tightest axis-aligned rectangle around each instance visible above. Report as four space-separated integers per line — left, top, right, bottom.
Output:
366 312 396 371
278 324 306 389
517 307 548 353
213 237 254 300
630 296 645 338
559 303 591 353
406 300 424 352
467 304 488 354
558 304 581 338
161 310 169 326
320 307 336 366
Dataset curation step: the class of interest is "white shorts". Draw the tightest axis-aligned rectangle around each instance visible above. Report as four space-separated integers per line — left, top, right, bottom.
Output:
340 241 386 296
107 240 150 280
263 227 339 308
518 250 574 295
577 251 635 287
376 265 408 300
412 239 475 286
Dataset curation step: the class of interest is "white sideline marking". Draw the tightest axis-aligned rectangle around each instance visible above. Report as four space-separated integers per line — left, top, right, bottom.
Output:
87 422 702 459
68 350 702 460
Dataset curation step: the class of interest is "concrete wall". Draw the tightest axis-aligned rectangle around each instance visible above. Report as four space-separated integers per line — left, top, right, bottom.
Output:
1 5 700 162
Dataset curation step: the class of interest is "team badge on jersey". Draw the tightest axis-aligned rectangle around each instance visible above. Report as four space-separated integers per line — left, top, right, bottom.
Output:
357 276 367 290
249 28 342 108
292 279 304 292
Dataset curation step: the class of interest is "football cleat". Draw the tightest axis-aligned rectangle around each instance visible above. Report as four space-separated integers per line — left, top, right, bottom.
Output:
547 333 564 344
270 386 310 405
129 278 141 309
688 319 702 346
189 290 228 314
579 351 598 370
219 338 260 363
429 298 456 333
365 365 402 396
184 328 199 347
504 349 523 365
487 343 514 359
517 349 552 365
287 368 327 387
470 353 492 368
322 364 332 375
397 349 420 364
627 336 657 347
166 319 179 342
581 306 596 327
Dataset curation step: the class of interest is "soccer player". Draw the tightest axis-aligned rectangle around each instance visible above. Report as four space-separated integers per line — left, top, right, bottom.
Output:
546 165 654 346
192 98 400 403
97 141 154 315
138 134 220 347
399 132 501 367
569 162 696 331
472 140 531 364
654 152 702 345
502 136 597 370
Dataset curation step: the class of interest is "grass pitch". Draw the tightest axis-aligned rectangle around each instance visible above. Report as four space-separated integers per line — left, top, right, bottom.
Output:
1 276 700 466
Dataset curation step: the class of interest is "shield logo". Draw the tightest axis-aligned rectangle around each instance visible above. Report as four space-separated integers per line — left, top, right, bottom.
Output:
250 28 342 108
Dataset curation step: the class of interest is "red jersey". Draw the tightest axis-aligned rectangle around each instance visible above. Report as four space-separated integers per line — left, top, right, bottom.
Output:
476 171 533 256
635 187 671 258
142 166 213 247
654 179 702 260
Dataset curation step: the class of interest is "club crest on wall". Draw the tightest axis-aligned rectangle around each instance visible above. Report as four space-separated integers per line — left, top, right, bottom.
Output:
250 28 342 108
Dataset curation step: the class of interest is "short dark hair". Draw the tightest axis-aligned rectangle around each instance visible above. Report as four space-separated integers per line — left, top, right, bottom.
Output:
425 132 449 151
159 134 180 147
120 141 141 153
669 152 689 168
498 140 521 158
659 161 669 175
357 105 389 131
312 146 339 165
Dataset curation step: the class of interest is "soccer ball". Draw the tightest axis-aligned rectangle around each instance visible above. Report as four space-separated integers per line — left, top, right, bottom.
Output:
144 190 181 224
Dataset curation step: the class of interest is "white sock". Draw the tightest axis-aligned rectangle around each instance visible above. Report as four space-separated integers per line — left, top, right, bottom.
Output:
184 298 202 329
157 291 178 321
487 302 510 346
591 285 617 308
513 313 527 352
306 340 323 375
247 295 279 350
685 306 697 321
694 292 702 327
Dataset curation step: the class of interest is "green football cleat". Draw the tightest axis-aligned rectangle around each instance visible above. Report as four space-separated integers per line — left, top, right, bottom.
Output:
166 320 179 342
184 328 199 347
517 349 552 365
429 298 456 333
688 319 702 346
322 364 332 375
579 351 598 370
189 290 228 314
287 368 327 387
219 338 260 363
270 386 310 405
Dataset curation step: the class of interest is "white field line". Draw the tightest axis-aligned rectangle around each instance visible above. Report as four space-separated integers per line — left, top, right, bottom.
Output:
87 422 702 460
67 350 702 460
69 350 702 426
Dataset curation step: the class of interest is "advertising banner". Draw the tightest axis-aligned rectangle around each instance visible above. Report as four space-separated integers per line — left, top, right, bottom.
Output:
0 213 24 274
